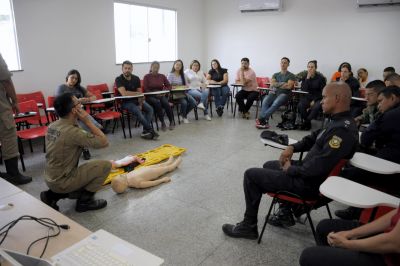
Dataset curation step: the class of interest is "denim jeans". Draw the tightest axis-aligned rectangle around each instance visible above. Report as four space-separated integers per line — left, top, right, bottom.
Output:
179 94 196 118
122 101 154 131
259 92 289 121
211 85 230 108
78 114 102 132
188 88 209 115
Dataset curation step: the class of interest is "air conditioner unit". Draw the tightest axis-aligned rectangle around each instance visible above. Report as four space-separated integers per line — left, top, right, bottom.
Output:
239 0 282 12
357 0 400 7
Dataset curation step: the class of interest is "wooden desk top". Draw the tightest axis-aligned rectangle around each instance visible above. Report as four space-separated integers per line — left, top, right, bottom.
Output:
0 191 91 259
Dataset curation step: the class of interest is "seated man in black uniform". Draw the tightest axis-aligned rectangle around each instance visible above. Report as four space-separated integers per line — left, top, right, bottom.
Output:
335 86 400 220
222 82 358 240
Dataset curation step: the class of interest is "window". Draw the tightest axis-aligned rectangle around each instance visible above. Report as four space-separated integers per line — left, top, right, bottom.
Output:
114 2 177 64
0 0 21 71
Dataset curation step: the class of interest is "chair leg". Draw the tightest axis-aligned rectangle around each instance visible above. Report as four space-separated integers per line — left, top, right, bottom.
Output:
112 119 117 133
209 98 213 117
176 104 181 125
233 101 237 117
29 140 33 153
194 107 198 120
120 116 126 139
306 211 317 243
255 99 260 118
258 197 277 244
326 204 333 219
126 113 132 138
43 137 46 153
17 138 25 172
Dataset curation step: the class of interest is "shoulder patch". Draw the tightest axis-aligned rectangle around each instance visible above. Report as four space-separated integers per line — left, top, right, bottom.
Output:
344 120 350 128
329 135 342 149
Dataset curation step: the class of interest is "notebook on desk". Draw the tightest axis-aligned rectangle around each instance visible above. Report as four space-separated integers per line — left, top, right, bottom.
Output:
0 229 164 266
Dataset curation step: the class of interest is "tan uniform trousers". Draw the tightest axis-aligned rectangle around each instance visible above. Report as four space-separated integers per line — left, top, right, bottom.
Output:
0 107 19 161
46 160 112 193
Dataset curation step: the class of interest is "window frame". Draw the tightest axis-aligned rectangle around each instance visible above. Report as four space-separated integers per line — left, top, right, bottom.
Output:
0 0 22 71
113 1 178 65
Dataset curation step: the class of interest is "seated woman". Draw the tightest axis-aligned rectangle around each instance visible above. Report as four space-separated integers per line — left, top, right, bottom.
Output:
300 208 400 266
55 69 103 160
185 60 211 121
143 61 174 131
357 68 370 88
111 156 182 192
296 60 326 130
330 62 351 82
206 59 230 117
167 60 196 124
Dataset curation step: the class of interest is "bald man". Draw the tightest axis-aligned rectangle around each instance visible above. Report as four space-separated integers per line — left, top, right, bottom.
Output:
222 82 358 240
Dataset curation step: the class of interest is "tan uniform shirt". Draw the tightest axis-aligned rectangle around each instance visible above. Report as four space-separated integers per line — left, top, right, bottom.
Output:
45 118 105 183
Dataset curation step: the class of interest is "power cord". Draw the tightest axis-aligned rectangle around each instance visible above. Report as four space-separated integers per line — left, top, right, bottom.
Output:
0 215 69 258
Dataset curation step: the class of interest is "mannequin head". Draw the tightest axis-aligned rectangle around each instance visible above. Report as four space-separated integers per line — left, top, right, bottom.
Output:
111 174 128 193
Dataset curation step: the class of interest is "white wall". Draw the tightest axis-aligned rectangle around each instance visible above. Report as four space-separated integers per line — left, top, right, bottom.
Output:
204 0 400 82
11 0 205 96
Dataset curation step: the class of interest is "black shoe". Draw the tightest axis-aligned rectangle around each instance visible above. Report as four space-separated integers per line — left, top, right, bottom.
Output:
216 106 223 117
335 207 361 220
40 191 60 211
141 131 153 140
82 149 91 160
268 208 295 227
76 199 107 212
4 157 32 185
152 131 159 140
222 221 259 240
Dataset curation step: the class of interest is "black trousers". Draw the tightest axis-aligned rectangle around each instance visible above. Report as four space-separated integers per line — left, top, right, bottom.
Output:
299 219 386 266
243 160 313 224
235 90 259 113
145 95 173 124
297 96 321 122
341 166 400 197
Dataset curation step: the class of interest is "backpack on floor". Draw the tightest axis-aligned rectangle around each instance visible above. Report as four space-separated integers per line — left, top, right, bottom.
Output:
277 110 297 131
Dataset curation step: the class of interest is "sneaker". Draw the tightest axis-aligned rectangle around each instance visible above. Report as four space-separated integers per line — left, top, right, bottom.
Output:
222 221 259 240
335 207 362 220
82 149 91 160
197 102 205 110
268 208 295 227
244 112 250 119
40 191 59 211
256 122 270 129
255 119 261 125
152 131 160 140
161 122 167 132
205 115 211 121
140 131 153 140
183 118 189 124
75 199 107 213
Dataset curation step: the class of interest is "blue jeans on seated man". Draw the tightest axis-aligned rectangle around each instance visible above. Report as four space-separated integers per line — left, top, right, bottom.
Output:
258 92 289 124
188 88 209 115
78 114 102 132
211 85 230 108
122 101 154 132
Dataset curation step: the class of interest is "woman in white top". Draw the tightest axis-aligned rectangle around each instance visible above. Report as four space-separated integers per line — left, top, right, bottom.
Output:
185 60 211 121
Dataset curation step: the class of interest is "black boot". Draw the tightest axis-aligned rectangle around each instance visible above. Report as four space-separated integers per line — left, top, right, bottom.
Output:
4 157 32 185
222 220 259 240
40 190 68 211
75 189 107 212
82 148 91 160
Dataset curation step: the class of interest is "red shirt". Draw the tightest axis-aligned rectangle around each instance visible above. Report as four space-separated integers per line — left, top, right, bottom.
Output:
143 73 171 92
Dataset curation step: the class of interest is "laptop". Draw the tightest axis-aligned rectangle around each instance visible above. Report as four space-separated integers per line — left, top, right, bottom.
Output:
0 229 164 266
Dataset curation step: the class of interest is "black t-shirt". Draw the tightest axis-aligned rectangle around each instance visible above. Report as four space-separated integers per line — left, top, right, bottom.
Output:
115 74 141 103
208 68 228 85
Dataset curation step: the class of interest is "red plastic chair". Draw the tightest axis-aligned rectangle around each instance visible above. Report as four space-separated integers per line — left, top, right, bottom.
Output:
16 100 48 170
258 159 348 244
87 83 109 94
17 91 48 125
46 96 58 122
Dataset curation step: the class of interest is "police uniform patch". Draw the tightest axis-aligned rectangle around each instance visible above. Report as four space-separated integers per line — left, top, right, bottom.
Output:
329 135 342 149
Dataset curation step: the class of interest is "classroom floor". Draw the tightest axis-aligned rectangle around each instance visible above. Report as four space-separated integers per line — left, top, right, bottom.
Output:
15 107 346 266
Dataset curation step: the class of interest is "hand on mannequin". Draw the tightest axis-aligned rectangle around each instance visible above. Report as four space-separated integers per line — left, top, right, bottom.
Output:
111 155 145 169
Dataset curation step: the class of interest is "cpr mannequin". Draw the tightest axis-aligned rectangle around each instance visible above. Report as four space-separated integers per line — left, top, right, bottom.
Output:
111 156 182 193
